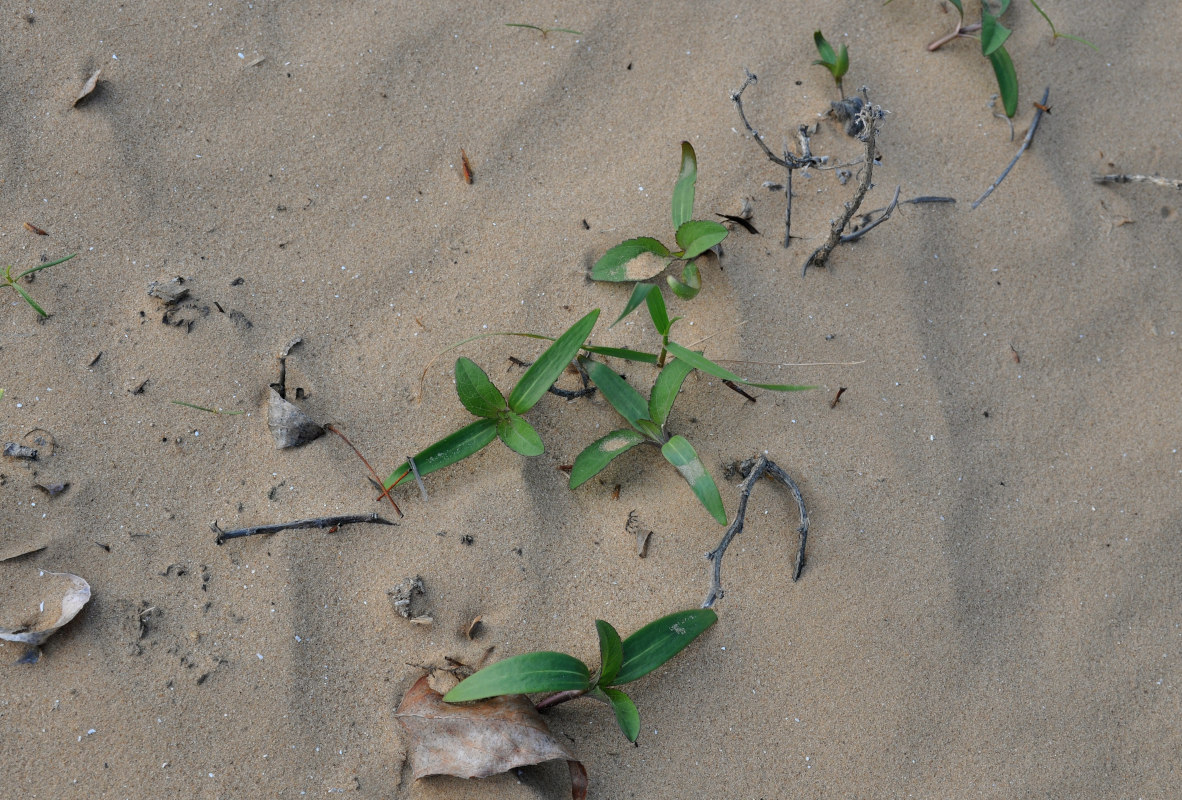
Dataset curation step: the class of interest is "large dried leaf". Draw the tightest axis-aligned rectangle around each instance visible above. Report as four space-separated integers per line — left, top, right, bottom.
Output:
0 571 91 659
396 675 587 798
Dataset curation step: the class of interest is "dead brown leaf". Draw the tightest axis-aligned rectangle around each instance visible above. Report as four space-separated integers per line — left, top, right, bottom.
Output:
396 674 587 798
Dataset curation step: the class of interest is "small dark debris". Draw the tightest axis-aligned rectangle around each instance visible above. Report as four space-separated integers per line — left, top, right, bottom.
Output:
581 218 590 230
87 352 102 367
626 510 652 558
129 379 148 395
228 309 252 330
830 96 867 137
460 534 474 546
230 277 245 286
96 542 110 552
4 442 37 460
388 575 431 623
465 615 484 640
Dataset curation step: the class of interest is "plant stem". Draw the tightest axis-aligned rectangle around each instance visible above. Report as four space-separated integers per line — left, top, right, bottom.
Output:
535 688 589 711
928 22 981 51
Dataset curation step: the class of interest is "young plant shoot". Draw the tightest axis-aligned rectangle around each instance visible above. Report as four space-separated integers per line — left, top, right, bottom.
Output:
591 142 728 301
812 30 849 99
383 310 600 491
572 286 811 525
2 253 76 318
444 608 718 742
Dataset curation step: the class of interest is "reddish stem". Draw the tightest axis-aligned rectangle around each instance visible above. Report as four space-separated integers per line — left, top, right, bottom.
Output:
928 22 981 51
535 688 589 711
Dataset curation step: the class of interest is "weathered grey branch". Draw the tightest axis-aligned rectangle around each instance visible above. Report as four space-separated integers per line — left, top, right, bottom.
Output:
212 513 395 545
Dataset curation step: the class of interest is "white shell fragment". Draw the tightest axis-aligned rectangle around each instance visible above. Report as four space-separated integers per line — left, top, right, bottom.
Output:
73 69 101 106
267 388 323 449
0 571 91 648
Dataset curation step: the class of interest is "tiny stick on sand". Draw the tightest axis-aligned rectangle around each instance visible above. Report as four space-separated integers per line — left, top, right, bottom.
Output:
702 455 809 608
212 513 396 545
971 87 1050 210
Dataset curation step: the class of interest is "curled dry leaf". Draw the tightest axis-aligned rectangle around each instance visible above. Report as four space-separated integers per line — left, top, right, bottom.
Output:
74 69 101 106
396 674 588 799
267 388 324 449
0 571 91 658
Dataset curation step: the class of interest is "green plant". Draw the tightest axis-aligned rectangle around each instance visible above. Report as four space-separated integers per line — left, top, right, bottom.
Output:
570 285 810 524
2 253 76 318
590 142 728 301
444 608 717 742
383 310 600 491
812 30 849 98
920 0 1094 118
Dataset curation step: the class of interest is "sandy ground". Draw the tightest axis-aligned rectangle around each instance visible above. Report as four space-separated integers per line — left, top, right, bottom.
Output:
2 1 1180 797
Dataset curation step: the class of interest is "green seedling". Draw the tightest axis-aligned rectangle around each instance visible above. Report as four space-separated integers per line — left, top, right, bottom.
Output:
812 30 849 98
571 289 811 525
383 310 600 492
2 253 76 318
444 608 717 742
171 400 245 415
920 0 1094 117
591 142 728 301
505 23 582 37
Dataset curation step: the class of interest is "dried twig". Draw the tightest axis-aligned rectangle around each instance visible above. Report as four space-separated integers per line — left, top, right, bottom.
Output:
212 513 396 545
1093 173 1182 191
842 185 901 243
703 455 809 608
326 424 403 516
731 71 826 248
971 87 1050 210
804 99 884 275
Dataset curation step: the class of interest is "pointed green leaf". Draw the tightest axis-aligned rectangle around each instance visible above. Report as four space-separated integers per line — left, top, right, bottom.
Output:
675 220 728 259
612 282 657 328
569 428 646 489
988 45 1018 117
603 687 640 742
947 0 963 17
649 355 697 426
12 284 47 317
613 608 718 685
980 10 1012 56
16 252 76 279
671 141 698 230
591 237 671 282
596 620 624 686
383 418 497 489
508 309 600 413
634 419 664 441
663 341 814 392
661 435 726 524
645 284 670 335
582 344 660 364
444 651 591 702
812 30 837 66
497 412 544 456
583 359 651 426
835 43 849 80
454 357 506 418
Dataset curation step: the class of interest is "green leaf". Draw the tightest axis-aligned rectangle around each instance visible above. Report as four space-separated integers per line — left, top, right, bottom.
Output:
497 412 544 456
612 282 657 328
988 45 1019 117
569 428 646 489
835 43 849 80
666 261 701 301
947 0 964 19
444 651 591 702
582 344 661 364
812 30 837 66
674 220 728 259
583 359 651 426
980 10 1012 56
508 309 600 413
596 620 624 686
12 284 47 317
661 435 727 524
671 141 697 230
454 357 506 418
591 238 671 282
663 341 814 392
613 608 718 685
649 355 696 427
603 687 640 742
16 252 76 279
645 284 670 335
383 418 498 489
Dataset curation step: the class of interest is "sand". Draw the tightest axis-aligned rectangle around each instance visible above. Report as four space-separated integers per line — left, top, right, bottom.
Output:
2 1 1179 797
